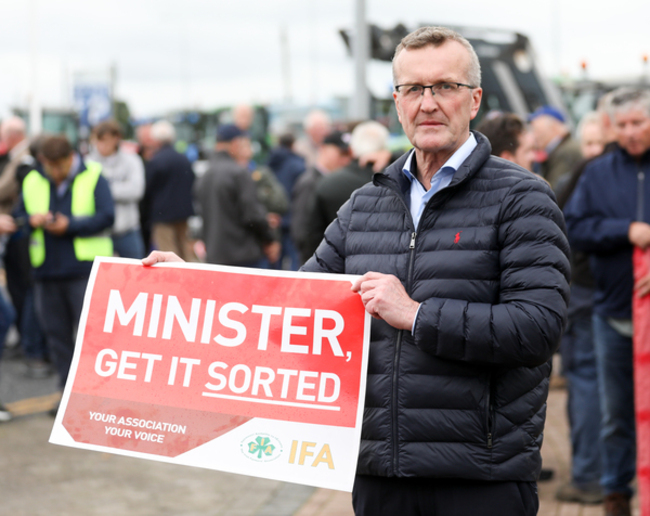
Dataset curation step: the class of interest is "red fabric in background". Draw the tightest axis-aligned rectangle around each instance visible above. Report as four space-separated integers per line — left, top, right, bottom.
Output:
633 247 650 515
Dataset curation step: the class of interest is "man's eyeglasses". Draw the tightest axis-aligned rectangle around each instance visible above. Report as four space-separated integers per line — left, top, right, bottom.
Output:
394 82 476 101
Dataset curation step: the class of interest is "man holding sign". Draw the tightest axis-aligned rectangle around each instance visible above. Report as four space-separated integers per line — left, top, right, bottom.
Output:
147 27 570 515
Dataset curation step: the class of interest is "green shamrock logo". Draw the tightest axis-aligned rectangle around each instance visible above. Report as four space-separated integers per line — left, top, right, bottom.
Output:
248 436 276 459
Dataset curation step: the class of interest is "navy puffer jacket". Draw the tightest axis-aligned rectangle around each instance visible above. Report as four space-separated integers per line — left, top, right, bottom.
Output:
302 132 570 481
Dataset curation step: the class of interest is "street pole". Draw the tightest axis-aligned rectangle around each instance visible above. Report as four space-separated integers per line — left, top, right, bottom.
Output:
29 0 42 135
280 25 293 104
352 0 370 120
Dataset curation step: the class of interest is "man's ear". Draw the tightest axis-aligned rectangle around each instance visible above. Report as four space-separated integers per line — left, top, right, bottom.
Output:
499 150 515 162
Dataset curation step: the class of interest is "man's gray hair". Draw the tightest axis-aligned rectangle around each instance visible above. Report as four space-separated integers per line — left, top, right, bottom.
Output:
392 26 481 88
150 120 176 144
350 121 389 158
609 87 650 118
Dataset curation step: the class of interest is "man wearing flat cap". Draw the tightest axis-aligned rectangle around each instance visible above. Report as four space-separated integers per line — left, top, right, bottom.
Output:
529 105 583 189
196 124 279 267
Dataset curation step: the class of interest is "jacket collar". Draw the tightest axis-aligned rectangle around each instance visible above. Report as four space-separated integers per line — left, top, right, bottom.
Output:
614 142 650 166
375 130 493 195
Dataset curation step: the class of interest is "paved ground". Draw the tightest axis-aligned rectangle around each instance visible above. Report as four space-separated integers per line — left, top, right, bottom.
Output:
0 350 640 515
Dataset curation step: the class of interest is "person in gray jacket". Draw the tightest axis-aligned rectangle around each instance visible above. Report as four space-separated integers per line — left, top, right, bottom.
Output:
197 124 279 267
89 120 145 258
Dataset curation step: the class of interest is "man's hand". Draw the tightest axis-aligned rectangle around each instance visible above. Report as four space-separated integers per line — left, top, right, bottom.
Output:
0 214 17 234
263 241 281 264
351 271 420 330
142 251 185 266
629 222 650 249
29 212 49 228
635 273 650 298
44 213 69 236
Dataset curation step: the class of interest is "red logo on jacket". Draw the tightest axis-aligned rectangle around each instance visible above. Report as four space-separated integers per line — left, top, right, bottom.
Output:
454 231 462 244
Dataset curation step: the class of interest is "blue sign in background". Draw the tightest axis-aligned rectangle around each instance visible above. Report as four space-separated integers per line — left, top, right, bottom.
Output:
73 83 112 129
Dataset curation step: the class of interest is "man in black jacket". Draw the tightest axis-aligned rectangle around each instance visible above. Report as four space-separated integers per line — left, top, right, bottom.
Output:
144 26 570 516
303 26 569 515
144 120 195 261
303 121 389 258
197 124 279 267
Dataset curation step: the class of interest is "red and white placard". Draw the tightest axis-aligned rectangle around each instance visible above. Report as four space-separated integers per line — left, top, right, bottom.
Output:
634 248 650 515
50 257 371 492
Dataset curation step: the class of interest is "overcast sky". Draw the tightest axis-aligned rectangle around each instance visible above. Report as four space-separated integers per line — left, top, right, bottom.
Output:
1 0 649 119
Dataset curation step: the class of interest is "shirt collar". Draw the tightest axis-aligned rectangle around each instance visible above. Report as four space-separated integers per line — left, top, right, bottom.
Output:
402 132 477 183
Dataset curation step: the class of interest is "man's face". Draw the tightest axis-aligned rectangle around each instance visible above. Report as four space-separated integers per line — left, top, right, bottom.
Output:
580 122 605 160
43 154 74 185
392 41 482 156
511 131 536 171
319 144 351 172
94 134 120 158
0 129 25 151
136 125 156 160
231 137 252 166
529 116 563 151
308 120 331 147
613 106 650 159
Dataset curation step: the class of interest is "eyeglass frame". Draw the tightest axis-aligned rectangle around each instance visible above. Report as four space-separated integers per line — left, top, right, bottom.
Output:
394 82 477 98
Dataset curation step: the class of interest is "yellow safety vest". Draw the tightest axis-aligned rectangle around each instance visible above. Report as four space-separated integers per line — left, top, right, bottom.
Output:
22 163 113 267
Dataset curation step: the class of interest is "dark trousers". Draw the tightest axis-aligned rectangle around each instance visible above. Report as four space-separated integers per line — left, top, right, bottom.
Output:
34 278 88 389
4 235 31 333
352 475 539 516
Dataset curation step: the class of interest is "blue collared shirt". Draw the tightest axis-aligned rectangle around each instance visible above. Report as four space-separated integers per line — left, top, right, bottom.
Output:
402 133 477 229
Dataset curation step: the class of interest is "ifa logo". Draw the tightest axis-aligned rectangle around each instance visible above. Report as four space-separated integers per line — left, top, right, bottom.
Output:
241 433 283 463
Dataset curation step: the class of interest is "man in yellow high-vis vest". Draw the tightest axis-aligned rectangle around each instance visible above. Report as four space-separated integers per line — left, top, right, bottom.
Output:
14 135 114 408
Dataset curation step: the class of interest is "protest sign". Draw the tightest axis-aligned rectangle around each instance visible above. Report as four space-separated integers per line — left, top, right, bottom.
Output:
634 247 650 515
50 257 371 492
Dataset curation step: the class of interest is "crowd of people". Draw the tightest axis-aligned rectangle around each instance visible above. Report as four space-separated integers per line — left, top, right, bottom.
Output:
0 23 648 516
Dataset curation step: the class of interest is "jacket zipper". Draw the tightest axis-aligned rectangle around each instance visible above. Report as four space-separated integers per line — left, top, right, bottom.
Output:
390 231 418 473
485 374 494 449
374 165 473 468
638 170 645 222
375 176 419 476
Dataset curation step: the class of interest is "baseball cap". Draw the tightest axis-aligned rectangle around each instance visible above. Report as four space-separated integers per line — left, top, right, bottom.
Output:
322 130 351 151
217 124 248 142
528 106 566 123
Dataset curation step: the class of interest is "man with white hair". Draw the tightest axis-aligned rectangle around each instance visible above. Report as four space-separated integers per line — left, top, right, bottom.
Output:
565 87 650 516
142 120 195 261
303 121 389 254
